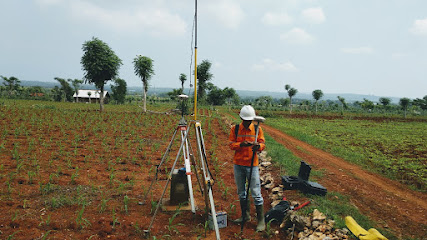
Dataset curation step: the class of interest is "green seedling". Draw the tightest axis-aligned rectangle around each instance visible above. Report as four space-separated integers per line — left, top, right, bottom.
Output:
111 208 119 228
123 195 130 214
99 197 109 213
75 205 91 229
41 230 52 240
70 167 79 184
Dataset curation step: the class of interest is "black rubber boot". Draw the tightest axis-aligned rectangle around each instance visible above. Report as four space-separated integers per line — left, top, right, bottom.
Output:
233 199 251 223
255 204 265 232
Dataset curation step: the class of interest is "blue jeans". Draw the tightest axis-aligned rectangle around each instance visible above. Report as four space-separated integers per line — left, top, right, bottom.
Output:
234 165 264 206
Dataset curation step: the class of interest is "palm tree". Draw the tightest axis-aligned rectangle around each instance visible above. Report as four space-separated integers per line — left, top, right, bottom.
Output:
285 84 298 113
1 76 21 96
399 98 411 118
312 89 324 113
87 91 91 103
133 55 155 113
337 96 347 114
179 73 187 92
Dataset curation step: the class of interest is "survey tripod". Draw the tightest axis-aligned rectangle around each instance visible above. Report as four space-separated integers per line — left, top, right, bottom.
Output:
142 106 221 240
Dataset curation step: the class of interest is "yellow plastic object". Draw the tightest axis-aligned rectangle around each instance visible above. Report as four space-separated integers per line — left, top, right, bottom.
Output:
345 216 369 237
367 228 387 240
345 216 388 240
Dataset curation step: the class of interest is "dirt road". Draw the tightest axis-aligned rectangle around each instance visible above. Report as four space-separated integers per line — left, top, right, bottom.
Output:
262 124 427 239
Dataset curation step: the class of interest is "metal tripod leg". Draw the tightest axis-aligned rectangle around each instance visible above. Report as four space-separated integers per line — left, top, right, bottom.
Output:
141 127 178 205
180 124 196 213
145 124 191 235
189 153 204 196
194 121 220 240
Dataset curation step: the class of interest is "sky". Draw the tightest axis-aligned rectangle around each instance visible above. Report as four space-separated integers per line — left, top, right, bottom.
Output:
1 0 426 99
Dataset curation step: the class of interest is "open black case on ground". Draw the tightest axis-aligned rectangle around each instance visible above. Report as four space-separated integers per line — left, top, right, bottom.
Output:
281 161 327 196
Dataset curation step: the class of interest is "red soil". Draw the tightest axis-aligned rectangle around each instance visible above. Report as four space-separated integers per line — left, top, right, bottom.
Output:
1 107 425 240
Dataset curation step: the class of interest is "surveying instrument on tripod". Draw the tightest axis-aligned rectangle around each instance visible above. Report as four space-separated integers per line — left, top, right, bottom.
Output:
142 1 221 238
142 98 221 239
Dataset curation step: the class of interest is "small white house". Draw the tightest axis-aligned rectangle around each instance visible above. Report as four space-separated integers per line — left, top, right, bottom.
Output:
73 90 110 103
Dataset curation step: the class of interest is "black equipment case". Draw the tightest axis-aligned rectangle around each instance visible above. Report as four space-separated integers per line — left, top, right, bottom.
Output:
281 161 327 196
281 176 303 190
302 180 327 196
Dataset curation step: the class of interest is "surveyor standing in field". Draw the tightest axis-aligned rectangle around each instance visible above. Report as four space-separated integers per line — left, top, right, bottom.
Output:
229 105 266 231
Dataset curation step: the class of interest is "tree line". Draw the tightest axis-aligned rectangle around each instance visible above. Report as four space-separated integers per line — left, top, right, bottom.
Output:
1 36 426 117
245 85 427 118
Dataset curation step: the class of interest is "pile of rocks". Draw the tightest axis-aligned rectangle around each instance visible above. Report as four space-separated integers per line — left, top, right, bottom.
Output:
281 209 350 240
258 151 350 240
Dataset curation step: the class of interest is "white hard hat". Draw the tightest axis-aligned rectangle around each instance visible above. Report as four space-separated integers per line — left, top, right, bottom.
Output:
239 105 256 120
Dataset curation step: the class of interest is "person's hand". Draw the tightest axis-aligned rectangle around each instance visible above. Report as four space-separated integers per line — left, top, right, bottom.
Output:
240 141 253 147
252 143 260 151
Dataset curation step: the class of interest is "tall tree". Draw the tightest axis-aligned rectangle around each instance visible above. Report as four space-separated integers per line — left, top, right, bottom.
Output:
279 98 290 108
197 60 213 100
379 97 391 107
312 89 324 113
223 87 239 107
285 84 298 113
207 86 226 106
1 76 21 96
51 86 62 101
81 37 122 112
399 97 411 118
361 98 375 112
337 96 348 113
255 96 273 108
68 79 83 103
167 88 184 101
179 73 187 92
133 55 154 113
110 78 127 104
54 77 74 102
412 95 427 110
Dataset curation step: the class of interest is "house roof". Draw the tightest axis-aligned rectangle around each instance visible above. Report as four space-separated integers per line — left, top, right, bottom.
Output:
73 90 109 98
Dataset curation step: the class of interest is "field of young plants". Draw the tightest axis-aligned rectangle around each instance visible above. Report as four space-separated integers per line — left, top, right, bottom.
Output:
1 100 272 239
263 112 427 191
2 100 426 239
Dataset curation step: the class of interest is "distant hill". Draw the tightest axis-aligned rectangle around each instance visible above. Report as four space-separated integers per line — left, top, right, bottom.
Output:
19 80 400 103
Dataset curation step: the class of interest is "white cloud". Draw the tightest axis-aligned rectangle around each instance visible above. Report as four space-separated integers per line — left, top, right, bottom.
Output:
391 53 409 59
302 7 325 24
341 47 373 54
262 12 293 26
35 0 63 6
204 0 245 29
213 62 222 68
252 58 298 72
37 0 187 37
409 18 427 36
280 28 314 44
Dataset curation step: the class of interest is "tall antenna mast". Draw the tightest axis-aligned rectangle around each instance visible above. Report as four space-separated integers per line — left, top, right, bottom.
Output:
193 0 198 120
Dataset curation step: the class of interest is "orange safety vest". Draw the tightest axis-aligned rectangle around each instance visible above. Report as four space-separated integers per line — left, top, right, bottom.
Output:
229 123 265 167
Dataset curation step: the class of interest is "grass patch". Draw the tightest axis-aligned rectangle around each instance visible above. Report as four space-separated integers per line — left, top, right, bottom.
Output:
264 134 300 176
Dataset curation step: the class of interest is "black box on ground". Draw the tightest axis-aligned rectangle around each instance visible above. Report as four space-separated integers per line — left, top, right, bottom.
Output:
298 161 311 181
281 176 303 190
302 180 327 196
